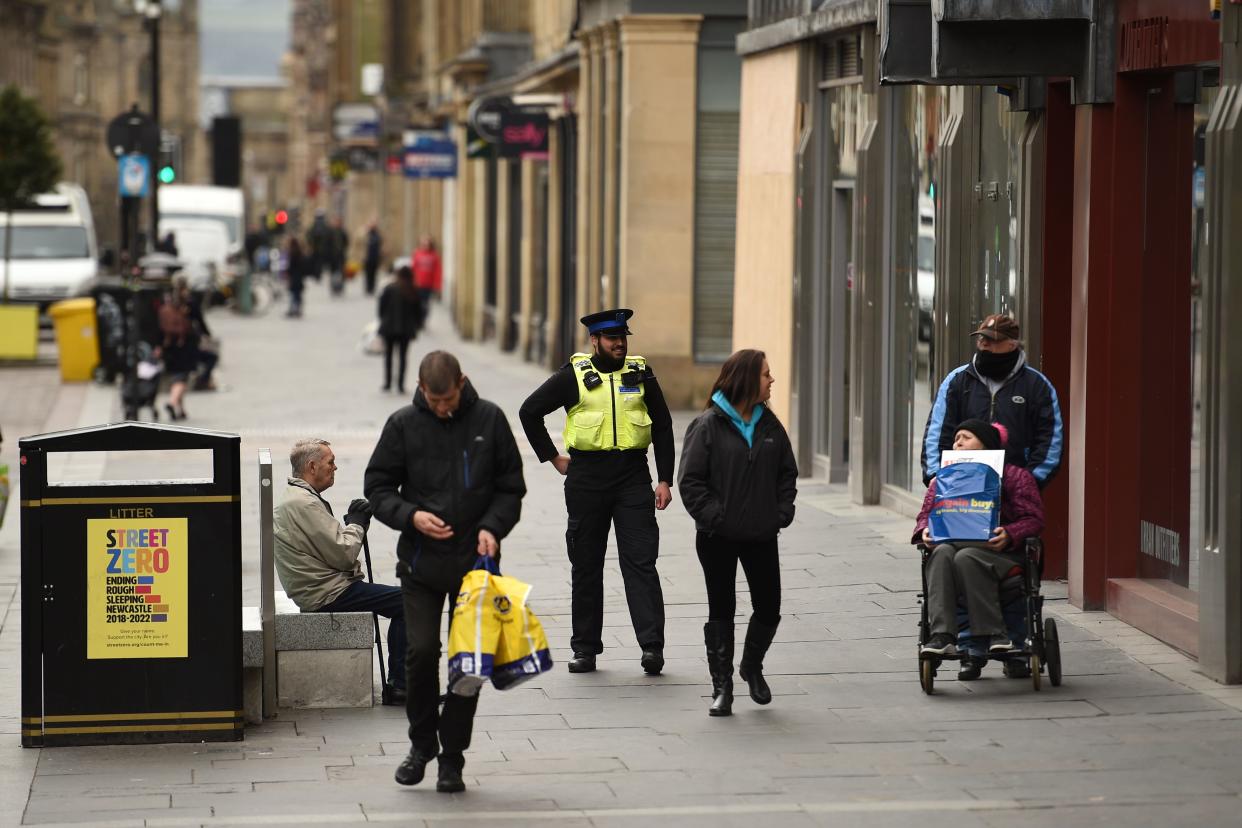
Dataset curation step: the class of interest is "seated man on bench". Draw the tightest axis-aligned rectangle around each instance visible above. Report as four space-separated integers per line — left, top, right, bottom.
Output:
274 438 406 704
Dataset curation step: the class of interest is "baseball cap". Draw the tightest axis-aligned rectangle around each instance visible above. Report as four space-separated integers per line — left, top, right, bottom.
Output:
969 313 1020 341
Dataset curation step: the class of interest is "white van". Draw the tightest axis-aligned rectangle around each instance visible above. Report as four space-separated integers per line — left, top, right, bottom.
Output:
159 185 245 256
158 218 232 293
0 183 99 307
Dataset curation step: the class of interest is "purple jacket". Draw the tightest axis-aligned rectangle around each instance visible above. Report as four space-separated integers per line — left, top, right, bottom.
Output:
912 464 1045 549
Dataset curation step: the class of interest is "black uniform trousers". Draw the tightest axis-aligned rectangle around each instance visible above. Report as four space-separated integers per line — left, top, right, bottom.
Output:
565 482 665 655
402 578 478 770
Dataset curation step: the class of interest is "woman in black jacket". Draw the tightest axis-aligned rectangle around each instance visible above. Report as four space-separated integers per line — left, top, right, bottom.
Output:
377 265 424 393
678 349 798 717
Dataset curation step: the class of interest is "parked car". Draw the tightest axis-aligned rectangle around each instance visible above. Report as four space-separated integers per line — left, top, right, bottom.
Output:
0 183 99 308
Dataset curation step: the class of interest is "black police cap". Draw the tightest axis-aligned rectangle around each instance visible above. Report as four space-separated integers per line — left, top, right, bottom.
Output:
581 308 633 336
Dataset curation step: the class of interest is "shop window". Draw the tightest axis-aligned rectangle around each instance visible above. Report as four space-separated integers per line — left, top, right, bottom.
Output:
1188 84 1217 594
973 89 1024 321
887 86 946 492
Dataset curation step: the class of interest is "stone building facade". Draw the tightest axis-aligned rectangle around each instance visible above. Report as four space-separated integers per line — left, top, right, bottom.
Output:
0 0 202 256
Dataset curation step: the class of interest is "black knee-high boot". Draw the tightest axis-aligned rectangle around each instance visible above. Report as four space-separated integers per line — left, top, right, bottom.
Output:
703 621 734 717
738 616 779 705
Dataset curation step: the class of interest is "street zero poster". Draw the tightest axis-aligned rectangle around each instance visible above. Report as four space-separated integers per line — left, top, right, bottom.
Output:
86 518 188 659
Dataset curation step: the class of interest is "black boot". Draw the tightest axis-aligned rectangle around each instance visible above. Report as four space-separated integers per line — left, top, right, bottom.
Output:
738 616 779 705
703 621 734 717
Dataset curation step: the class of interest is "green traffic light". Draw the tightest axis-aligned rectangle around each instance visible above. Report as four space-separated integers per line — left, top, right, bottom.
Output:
158 165 176 184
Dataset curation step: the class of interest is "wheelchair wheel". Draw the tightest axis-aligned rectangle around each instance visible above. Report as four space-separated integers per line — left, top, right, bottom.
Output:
1044 618 1063 687
1030 653 1042 691
919 657 936 695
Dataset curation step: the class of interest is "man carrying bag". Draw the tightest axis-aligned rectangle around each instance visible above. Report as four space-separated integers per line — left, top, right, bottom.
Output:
364 351 526 793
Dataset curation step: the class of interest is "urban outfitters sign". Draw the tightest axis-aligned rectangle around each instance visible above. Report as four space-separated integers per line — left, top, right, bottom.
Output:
86 518 188 659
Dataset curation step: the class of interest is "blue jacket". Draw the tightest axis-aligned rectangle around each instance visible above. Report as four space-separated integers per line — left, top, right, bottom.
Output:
920 352 1063 488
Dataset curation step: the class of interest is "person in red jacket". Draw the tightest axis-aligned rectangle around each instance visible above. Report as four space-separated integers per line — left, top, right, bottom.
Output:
411 236 442 328
912 419 1044 666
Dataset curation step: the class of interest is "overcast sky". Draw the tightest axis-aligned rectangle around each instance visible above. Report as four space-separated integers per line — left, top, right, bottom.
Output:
199 0 290 79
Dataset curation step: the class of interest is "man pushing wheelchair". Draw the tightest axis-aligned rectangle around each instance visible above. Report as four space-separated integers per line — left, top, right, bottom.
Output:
919 313 1063 681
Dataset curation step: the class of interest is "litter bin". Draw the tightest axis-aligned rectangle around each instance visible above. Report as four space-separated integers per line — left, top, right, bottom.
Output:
48 298 100 382
19 422 243 747
93 279 167 383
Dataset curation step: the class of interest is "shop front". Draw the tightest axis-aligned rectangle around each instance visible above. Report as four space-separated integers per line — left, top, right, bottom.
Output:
873 0 1238 680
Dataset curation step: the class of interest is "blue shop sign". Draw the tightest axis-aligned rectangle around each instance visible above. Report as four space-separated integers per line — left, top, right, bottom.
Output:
403 133 457 179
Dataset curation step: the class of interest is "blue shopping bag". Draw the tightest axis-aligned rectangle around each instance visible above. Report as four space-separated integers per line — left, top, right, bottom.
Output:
928 461 1001 543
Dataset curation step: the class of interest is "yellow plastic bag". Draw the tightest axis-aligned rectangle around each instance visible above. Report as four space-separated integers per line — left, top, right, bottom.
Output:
446 566 502 697
489 573 554 690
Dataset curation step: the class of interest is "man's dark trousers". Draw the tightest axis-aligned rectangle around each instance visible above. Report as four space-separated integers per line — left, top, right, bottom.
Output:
318 580 406 689
565 483 665 655
402 579 478 769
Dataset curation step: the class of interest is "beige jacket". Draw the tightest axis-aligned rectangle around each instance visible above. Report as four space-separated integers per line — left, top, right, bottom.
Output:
273 477 365 611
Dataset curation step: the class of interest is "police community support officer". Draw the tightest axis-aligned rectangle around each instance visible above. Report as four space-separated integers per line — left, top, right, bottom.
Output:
519 308 675 676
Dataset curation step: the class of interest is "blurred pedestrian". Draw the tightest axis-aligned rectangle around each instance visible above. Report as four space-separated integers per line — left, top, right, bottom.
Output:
158 277 196 420
244 222 269 271
155 231 178 257
186 285 218 391
677 350 797 717
329 217 348 295
377 266 424 393
364 222 383 296
412 237 442 324
365 351 526 793
306 211 332 282
285 237 312 318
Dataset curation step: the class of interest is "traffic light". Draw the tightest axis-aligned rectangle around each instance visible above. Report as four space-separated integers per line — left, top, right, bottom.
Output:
156 132 180 185
275 209 288 226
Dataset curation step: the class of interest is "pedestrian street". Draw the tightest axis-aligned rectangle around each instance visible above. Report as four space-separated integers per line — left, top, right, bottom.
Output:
3 278 1242 827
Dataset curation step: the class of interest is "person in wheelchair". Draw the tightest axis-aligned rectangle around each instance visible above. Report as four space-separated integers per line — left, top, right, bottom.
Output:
913 419 1045 673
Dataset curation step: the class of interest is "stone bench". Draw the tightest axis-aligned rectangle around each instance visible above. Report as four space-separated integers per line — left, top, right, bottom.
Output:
241 592 376 722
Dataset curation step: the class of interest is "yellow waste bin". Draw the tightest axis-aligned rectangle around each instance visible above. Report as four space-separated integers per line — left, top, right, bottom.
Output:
48 297 100 382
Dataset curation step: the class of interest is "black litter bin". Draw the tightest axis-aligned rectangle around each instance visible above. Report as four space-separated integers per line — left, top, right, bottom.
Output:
92 278 166 383
19 422 243 747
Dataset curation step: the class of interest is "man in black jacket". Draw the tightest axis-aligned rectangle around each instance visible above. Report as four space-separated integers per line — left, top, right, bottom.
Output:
921 314 1063 490
364 350 526 793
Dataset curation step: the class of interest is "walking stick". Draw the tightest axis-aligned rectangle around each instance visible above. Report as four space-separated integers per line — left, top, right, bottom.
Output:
361 532 389 699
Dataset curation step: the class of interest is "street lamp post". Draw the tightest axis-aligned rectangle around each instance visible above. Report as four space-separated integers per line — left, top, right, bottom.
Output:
136 0 162 250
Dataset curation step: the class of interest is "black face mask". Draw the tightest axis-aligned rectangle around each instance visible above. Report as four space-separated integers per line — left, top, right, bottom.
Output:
974 347 1021 380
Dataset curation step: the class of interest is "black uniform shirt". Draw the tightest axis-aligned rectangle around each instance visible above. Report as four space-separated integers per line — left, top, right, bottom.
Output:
518 355 675 491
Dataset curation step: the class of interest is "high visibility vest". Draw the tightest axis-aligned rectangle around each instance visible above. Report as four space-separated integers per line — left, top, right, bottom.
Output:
562 353 653 451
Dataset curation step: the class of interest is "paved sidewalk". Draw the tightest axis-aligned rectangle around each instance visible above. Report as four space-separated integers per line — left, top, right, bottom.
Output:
3 278 1242 827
